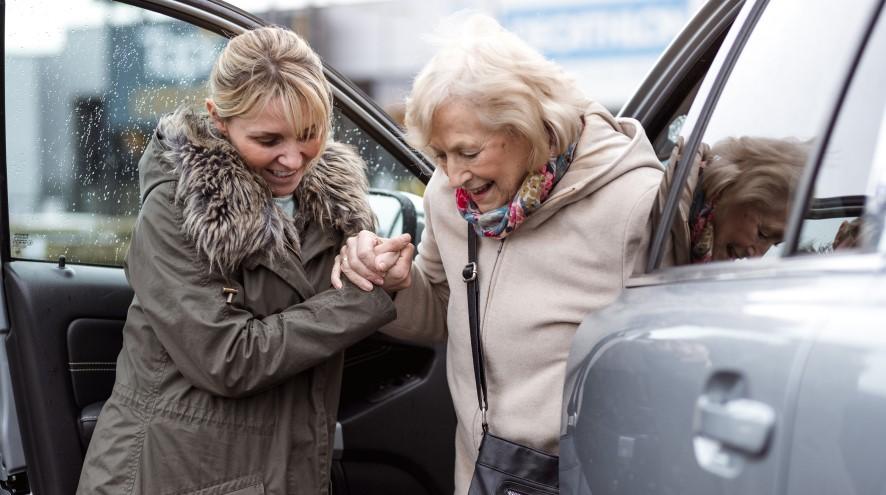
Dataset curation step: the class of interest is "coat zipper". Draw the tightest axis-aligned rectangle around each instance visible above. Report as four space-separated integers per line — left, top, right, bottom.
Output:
479 239 506 349
474 238 505 427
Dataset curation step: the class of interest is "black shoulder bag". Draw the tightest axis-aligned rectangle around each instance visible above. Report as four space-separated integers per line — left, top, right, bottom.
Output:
463 225 560 495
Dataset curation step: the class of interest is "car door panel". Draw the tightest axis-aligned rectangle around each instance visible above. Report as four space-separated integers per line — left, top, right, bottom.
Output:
564 274 820 494
66 318 125 411
785 273 886 495
4 261 131 494
338 339 455 495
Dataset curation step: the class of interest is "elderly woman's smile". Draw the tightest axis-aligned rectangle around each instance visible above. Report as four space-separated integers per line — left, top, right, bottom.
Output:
429 99 533 213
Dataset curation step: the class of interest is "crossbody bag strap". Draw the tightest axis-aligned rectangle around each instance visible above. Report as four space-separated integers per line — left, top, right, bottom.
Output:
462 224 489 432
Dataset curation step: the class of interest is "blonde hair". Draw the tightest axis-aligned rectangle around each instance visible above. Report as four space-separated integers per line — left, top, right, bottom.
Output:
405 13 589 171
704 136 810 216
209 26 333 146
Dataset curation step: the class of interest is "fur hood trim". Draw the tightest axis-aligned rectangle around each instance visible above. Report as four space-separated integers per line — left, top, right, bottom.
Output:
153 108 374 275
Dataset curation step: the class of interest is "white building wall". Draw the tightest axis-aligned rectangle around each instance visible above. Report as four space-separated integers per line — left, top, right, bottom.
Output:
301 0 706 113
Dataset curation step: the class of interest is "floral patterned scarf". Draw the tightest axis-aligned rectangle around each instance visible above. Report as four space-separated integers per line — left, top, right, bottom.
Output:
456 143 577 239
688 157 714 263
690 200 715 263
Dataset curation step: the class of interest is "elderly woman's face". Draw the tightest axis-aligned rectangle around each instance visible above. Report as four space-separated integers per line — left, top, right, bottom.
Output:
208 97 323 197
429 100 532 213
712 204 786 261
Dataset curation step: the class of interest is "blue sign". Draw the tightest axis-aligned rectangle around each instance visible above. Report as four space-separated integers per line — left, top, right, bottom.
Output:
501 0 689 60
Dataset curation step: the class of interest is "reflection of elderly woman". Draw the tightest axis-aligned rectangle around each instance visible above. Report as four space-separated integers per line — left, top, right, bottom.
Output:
687 136 808 262
332 14 663 493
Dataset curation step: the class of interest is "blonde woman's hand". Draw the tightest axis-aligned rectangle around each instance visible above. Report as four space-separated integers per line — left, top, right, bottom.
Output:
331 231 411 291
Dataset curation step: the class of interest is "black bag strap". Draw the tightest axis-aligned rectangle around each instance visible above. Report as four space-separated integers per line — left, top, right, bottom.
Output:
462 224 488 432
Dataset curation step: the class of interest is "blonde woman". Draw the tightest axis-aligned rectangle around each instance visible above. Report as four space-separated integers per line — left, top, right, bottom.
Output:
77 27 395 495
333 14 664 493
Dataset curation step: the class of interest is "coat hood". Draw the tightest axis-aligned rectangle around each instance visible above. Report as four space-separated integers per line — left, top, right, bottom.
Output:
138 108 374 275
522 102 664 230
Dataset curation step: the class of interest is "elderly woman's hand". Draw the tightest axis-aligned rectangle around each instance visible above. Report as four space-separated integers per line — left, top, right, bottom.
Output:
378 239 414 293
331 231 413 292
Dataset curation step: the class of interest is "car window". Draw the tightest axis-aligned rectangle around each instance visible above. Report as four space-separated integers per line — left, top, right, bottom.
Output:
332 111 426 238
795 9 886 255
6 1 226 266
664 0 877 266
652 80 701 166
6 1 423 267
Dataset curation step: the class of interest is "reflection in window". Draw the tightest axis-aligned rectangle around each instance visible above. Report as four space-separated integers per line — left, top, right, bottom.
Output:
6 0 224 265
687 136 809 263
663 0 877 267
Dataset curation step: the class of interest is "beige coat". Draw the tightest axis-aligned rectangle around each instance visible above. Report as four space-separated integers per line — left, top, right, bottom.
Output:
77 110 395 495
383 102 664 494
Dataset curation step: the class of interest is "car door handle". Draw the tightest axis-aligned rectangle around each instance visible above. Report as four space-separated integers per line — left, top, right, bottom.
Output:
694 396 775 456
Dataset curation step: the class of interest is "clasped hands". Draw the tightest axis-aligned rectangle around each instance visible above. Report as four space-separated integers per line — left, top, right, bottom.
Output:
331 230 414 292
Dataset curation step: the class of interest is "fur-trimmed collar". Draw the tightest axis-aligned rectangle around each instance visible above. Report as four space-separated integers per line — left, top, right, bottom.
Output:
151 108 374 275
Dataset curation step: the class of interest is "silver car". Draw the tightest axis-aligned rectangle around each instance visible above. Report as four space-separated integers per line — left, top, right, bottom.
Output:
561 0 886 493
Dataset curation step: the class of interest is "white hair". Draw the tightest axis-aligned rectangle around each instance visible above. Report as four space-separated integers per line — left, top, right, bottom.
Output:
405 13 589 171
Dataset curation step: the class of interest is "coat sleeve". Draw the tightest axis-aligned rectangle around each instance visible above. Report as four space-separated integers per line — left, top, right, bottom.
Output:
126 182 396 398
379 176 450 345
621 169 663 284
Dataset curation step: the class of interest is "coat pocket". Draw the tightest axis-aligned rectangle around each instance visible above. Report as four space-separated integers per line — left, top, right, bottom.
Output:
174 473 264 495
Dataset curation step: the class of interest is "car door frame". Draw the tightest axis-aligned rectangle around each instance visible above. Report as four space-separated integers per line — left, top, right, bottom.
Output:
0 1 29 491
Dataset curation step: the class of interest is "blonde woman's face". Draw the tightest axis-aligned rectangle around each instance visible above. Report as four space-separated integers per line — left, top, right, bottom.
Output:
428 100 532 213
208 98 322 197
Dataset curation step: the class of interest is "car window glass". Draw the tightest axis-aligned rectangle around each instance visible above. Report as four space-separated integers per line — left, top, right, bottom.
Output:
648 19 737 167
5 1 225 266
332 111 426 238
5 1 424 266
652 81 700 166
332 112 421 192
795 10 886 255
664 0 876 267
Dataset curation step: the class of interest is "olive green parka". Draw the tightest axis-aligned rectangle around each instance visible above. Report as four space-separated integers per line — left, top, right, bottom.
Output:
76 109 395 495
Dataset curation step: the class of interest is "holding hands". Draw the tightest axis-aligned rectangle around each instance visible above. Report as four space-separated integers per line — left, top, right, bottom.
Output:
332 230 414 292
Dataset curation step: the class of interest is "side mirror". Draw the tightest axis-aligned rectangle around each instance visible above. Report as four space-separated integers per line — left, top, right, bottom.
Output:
367 189 425 244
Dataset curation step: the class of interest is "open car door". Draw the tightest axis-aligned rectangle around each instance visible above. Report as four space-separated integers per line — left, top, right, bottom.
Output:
1 1 454 494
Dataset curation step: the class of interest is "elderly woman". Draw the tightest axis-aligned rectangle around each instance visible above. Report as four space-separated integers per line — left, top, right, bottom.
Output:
668 136 808 263
77 27 395 495
332 14 663 493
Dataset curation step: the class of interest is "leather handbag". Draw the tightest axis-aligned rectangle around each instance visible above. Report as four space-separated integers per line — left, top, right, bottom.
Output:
463 225 560 495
